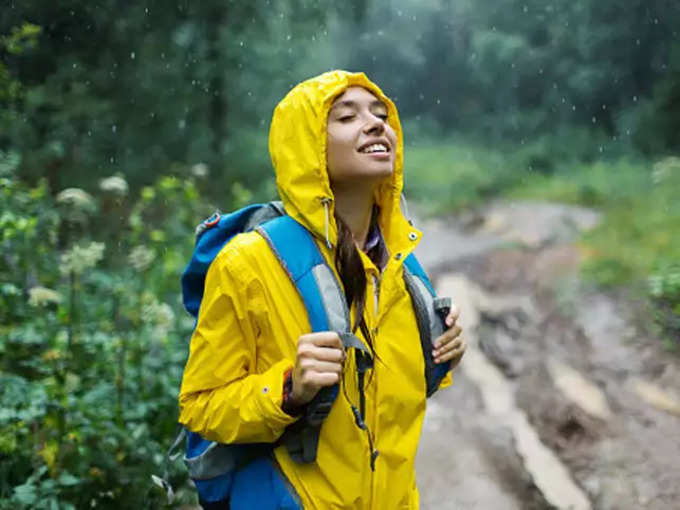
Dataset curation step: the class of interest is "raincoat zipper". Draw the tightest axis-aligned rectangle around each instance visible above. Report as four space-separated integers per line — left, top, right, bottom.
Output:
369 272 381 510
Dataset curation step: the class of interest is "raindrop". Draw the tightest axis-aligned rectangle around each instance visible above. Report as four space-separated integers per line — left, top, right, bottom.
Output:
145 7 148 14
592 116 597 123
654 18 659 24
523 5 528 13
436 98 441 105
397 10 402 16
110 157 115 163
633 95 638 102
239 41 244 47
130 51 135 60
112 125 117 133
626 129 631 135
286 35 291 41
602 104 607 110
87 130 92 137
599 146 603 153
562 97 566 103
178 119 186 129
636 39 641 46
73 63 77 69
419 94 424 101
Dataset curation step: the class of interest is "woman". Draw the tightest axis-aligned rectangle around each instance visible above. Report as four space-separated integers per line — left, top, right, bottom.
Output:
179 70 465 509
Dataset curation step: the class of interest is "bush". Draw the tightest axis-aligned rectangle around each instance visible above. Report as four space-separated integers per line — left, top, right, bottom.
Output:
0 152 231 507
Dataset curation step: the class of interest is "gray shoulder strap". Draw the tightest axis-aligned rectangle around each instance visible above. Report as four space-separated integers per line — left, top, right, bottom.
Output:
402 264 451 396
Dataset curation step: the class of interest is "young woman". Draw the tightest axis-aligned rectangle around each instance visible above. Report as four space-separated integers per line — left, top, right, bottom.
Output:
179 70 465 509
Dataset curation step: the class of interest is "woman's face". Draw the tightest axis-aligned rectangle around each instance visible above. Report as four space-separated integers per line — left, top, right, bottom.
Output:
326 86 397 187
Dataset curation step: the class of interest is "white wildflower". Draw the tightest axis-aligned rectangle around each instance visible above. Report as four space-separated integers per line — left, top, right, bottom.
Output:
652 156 680 185
128 245 155 271
141 297 175 335
60 242 106 275
155 303 175 330
56 188 96 210
99 175 129 195
28 286 63 306
191 163 209 178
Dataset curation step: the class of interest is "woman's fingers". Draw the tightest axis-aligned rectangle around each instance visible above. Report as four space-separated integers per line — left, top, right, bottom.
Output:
434 338 466 364
434 336 463 357
299 358 343 375
445 303 460 327
433 325 462 350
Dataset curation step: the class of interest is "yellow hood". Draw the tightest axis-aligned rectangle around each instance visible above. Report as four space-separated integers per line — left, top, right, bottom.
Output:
269 70 417 253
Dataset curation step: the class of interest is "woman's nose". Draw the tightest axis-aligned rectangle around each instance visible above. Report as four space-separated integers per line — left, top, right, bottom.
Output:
363 117 385 135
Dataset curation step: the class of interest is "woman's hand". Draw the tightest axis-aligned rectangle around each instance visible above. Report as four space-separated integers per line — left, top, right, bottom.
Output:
433 304 465 368
289 332 346 407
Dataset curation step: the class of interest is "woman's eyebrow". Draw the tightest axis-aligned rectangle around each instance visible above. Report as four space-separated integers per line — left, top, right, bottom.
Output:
331 99 386 111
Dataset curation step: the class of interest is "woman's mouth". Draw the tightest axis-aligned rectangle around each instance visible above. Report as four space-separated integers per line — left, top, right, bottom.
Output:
358 143 391 159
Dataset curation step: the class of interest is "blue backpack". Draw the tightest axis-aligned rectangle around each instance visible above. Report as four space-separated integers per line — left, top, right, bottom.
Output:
165 202 451 509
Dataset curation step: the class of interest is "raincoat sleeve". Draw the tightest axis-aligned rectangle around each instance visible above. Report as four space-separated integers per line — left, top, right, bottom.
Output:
178 243 299 444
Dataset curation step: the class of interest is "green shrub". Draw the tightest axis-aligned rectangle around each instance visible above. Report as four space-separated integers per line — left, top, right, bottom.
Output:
0 152 237 507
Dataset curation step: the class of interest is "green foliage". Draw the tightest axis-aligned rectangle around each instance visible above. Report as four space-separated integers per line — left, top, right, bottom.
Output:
403 139 517 214
0 161 226 507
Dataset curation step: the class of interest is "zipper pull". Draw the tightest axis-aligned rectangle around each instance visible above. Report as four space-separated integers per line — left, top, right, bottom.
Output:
370 449 379 471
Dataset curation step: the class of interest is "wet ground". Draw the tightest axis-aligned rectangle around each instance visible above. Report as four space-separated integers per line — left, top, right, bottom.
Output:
414 201 680 510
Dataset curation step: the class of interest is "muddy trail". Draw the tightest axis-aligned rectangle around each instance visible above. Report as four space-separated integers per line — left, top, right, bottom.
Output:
414 201 680 510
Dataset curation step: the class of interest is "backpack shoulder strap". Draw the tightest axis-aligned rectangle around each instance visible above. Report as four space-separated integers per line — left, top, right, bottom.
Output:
257 215 344 332
403 253 452 397
256 215 368 463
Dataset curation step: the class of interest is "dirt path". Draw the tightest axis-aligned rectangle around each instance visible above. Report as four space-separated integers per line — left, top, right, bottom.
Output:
414 201 680 510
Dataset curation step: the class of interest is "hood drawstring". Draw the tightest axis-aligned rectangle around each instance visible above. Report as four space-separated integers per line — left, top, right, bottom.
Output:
321 197 333 249
400 193 413 226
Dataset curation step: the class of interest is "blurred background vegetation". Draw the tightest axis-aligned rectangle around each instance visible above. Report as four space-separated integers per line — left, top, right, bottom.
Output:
1 0 678 507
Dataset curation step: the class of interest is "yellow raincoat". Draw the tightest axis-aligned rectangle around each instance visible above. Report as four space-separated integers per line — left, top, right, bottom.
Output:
179 70 451 509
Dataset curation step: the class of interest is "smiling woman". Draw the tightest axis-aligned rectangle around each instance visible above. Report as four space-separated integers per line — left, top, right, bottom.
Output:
178 70 465 509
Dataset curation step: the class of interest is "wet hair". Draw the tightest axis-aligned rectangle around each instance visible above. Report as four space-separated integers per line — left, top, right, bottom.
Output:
333 211 378 358
334 212 367 334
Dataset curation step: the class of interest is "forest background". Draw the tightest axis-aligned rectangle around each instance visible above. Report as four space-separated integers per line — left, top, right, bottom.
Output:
1 0 679 507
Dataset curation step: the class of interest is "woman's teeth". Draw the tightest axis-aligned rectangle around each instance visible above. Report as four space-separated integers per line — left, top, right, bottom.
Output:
361 144 388 153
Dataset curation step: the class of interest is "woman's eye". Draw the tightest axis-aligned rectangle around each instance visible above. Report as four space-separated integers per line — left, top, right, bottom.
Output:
376 113 388 120
339 115 355 121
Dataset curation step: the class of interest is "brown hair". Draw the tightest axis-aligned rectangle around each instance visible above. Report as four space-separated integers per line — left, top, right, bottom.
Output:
333 211 379 361
334 212 367 333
